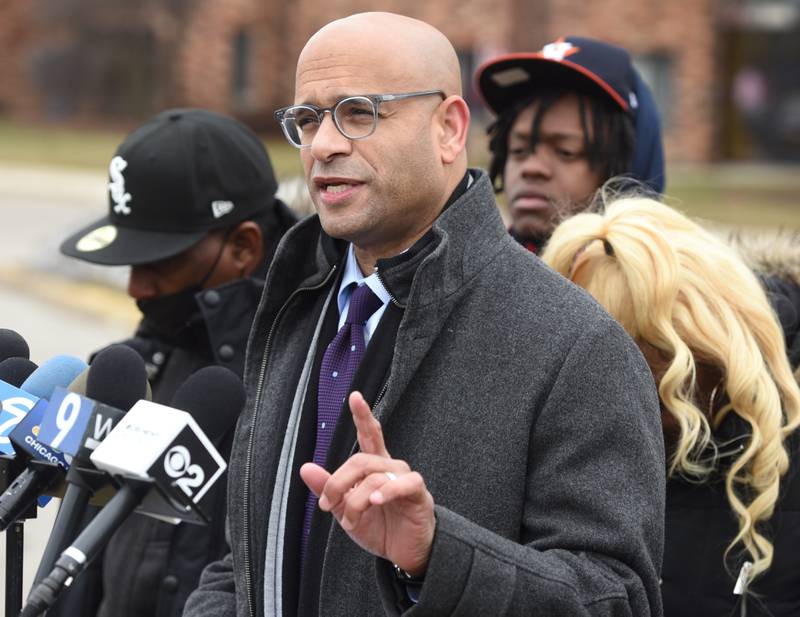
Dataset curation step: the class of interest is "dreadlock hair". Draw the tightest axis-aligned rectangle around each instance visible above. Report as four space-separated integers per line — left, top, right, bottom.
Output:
487 86 635 194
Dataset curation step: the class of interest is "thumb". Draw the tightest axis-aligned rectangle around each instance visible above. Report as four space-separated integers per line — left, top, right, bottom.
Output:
300 462 330 497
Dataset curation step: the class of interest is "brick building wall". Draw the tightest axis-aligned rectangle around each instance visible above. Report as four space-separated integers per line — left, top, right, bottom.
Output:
171 0 521 130
0 0 720 162
175 0 270 114
0 0 42 118
241 0 517 128
538 0 720 162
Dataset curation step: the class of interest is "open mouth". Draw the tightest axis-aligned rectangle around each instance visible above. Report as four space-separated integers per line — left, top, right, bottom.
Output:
314 178 364 203
323 183 355 194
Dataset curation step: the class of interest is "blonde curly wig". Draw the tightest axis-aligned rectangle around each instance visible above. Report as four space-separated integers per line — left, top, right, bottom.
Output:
542 196 800 581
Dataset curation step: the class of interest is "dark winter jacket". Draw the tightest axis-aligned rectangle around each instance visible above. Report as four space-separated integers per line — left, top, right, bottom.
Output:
630 69 666 195
663 427 800 616
46 277 264 617
184 170 666 617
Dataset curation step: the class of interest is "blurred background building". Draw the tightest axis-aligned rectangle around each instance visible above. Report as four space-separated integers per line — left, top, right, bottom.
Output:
1 0 799 163
1 0 796 604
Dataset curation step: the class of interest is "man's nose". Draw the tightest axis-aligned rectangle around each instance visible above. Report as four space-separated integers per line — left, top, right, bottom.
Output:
520 147 552 179
309 113 353 161
127 266 158 301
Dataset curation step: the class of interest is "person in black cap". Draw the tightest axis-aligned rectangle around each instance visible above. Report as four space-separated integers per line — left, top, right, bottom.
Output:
476 36 666 253
53 108 298 617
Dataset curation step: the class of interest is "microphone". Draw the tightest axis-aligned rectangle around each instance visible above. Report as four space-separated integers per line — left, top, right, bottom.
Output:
87 344 149 409
0 357 38 389
37 345 148 464
22 355 89 400
0 354 87 457
3 356 89 462
0 356 88 530
0 358 38 451
0 368 43 458
32 344 149 588
0 331 31 617
0 328 30 361
170 365 246 442
0 357 39 514
89 369 239 524
22 366 241 616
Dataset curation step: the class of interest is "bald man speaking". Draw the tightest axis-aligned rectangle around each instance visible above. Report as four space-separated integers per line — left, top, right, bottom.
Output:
184 13 664 617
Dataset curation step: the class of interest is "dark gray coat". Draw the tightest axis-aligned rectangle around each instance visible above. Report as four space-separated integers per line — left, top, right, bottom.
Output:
184 170 665 617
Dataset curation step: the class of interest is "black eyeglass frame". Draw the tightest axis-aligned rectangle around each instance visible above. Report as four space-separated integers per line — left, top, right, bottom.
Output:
274 89 446 149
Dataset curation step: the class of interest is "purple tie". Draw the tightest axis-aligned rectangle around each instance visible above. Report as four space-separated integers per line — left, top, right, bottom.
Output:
301 283 382 567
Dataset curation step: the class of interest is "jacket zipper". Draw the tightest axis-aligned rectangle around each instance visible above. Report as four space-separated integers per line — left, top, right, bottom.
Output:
374 269 404 308
373 378 390 411
242 264 338 617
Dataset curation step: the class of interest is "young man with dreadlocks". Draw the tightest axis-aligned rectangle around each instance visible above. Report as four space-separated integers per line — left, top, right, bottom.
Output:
476 38 800 369
476 36 666 253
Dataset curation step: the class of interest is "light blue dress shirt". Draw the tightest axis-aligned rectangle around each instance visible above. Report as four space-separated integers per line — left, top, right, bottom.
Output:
336 244 391 343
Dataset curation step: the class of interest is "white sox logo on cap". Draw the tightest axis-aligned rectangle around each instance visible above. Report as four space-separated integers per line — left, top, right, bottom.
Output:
108 156 132 216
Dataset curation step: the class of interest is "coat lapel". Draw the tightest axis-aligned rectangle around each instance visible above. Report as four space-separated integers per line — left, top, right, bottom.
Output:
373 172 510 426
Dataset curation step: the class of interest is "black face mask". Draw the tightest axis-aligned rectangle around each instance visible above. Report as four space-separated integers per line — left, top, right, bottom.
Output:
135 227 233 347
137 285 203 347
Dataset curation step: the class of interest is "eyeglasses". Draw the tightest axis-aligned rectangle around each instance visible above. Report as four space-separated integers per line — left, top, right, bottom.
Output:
274 90 446 149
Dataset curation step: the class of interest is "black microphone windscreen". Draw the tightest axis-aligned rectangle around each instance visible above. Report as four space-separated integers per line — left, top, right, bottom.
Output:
0 357 38 387
170 366 245 441
87 345 148 410
0 329 30 362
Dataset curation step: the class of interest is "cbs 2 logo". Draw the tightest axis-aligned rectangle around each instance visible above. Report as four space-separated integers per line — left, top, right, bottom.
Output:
163 445 205 499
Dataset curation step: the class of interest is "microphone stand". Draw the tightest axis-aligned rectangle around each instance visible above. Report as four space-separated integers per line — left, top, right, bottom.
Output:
20 473 211 617
7 520 25 617
1 456 38 617
31 466 109 587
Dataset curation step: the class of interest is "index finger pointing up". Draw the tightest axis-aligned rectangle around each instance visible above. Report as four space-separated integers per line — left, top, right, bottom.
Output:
349 390 390 457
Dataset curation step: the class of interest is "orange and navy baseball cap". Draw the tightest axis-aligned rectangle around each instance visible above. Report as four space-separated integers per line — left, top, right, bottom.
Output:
476 36 639 116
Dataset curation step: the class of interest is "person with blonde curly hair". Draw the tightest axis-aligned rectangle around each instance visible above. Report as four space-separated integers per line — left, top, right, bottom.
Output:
542 196 800 616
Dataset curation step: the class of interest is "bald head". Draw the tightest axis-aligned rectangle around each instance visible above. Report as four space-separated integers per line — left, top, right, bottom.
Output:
289 12 471 272
298 12 462 98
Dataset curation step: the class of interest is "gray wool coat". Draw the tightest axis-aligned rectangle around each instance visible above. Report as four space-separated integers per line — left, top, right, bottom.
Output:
183 170 665 617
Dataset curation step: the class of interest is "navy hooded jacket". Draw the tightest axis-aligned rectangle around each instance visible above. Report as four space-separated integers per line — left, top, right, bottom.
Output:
630 70 666 194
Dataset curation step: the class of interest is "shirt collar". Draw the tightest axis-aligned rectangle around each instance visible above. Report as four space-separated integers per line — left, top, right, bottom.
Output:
337 243 391 315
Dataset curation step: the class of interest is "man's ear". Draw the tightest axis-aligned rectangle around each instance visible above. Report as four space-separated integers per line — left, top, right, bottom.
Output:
437 95 470 164
228 221 263 276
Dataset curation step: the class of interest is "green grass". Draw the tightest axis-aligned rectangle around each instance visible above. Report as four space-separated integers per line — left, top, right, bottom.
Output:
664 167 800 229
1 118 798 229
0 119 304 180
0 120 125 170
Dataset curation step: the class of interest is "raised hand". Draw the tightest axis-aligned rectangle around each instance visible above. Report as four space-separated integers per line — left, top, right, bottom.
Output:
300 391 435 576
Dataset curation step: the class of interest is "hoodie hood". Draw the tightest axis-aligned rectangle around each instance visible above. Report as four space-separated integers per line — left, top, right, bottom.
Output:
630 70 666 194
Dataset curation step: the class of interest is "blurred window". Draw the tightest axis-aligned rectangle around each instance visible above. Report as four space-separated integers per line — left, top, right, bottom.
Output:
634 53 675 128
458 48 481 111
232 29 253 110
